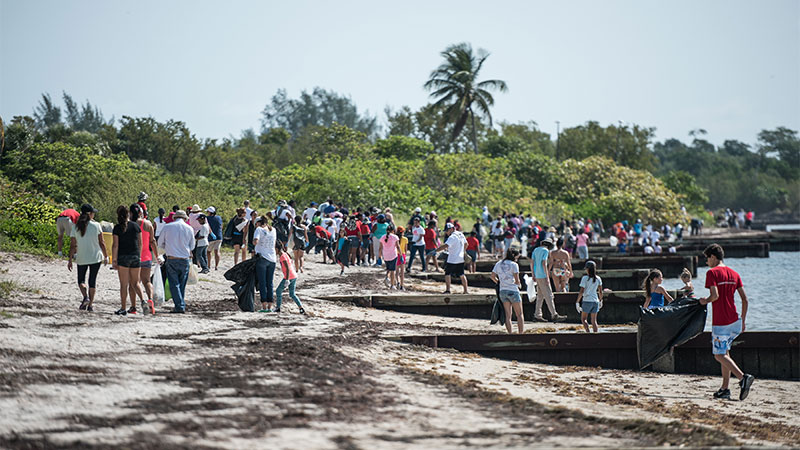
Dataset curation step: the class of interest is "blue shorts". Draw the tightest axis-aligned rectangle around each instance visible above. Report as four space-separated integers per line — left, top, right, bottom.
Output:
466 250 477 263
425 249 436 256
711 319 742 355
499 290 521 303
581 302 599 314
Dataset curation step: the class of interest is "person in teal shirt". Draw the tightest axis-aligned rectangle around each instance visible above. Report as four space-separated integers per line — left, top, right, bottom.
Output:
371 214 389 266
530 238 566 323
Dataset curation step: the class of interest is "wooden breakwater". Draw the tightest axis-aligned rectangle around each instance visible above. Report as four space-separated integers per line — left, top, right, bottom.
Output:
318 290 678 324
472 254 696 278
410 269 649 292
398 331 800 380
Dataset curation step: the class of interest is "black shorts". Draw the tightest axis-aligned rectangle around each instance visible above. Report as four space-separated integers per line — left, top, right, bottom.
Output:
444 262 465 277
385 258 397 271
117 254 140 268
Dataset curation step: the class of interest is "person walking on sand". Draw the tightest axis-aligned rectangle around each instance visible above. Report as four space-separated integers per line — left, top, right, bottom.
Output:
205 207 223 271
395 226 408 290
274 241 306 314
699 244 754 401
490 248 523 334
252 214 277 313
335 228 350 275
549 237 572 293
157 210 195 314
424 220 441 272
131 204 159 315
576 260 602 333
194 214 212 275
230 208 248 265
112 205 145 316
67 204 108 312
437 223 469 294
408 217 427 273
56 207 80 257
378 224 401 289
531 238 566 322
466 231 480 273
291 215 309 273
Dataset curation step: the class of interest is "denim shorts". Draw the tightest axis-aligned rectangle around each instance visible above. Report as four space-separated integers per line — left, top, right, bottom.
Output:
139 259 152 269
425 249 436 256
499 290 521 303
581 301 599 314
711 319 742 355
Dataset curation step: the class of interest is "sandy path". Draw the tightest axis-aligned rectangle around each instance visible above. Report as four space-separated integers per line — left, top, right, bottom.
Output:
1 250 798 448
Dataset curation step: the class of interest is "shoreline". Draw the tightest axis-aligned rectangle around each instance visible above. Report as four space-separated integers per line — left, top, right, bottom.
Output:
1 251 798 448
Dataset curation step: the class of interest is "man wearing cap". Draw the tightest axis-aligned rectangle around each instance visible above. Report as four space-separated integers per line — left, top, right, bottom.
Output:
407 207 425 228
205 207 223 271
531 239 566 322
157 210 195 313
436 223 469 294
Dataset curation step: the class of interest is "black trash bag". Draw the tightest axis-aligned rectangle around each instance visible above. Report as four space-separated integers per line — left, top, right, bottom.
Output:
637 296 707 369
224 258 258 312
490 284 506 326
490 299 506 326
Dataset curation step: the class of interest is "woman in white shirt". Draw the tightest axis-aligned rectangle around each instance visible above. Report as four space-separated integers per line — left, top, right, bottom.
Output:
252 213 277 312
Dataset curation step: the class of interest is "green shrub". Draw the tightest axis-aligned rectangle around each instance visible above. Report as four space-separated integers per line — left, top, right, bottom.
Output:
0 177 63 223
0 219 58 254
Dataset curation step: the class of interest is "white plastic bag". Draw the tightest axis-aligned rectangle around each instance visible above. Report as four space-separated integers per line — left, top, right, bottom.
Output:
609 235 618 247
524 274 536 303
187 264 198 285
520 236 528 257
152 262 165 307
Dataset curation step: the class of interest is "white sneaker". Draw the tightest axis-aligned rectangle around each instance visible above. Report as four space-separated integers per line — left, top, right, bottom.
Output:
383 277 390 287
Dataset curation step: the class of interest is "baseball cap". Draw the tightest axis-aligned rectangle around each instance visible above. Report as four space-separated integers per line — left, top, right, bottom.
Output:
444 223 454 230
80 203 97 214
206 206 216 213
414 207 422 213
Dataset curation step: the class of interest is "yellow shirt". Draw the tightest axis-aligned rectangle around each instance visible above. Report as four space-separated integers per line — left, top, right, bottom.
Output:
399 236 408 255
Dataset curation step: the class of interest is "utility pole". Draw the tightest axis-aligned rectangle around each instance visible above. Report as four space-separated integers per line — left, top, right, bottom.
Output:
555 120 560 161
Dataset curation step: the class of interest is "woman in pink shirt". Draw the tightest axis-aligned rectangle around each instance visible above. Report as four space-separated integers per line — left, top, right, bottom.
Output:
576 229 590 260
274 241 305 314
379 225 401 290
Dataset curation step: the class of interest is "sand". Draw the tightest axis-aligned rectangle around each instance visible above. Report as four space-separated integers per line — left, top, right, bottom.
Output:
0 250 798 449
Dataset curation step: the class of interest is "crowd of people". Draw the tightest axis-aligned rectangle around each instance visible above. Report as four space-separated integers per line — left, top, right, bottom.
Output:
56 194 755 401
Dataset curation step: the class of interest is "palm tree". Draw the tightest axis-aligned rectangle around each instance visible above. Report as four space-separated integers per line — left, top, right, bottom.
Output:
424 43 508 152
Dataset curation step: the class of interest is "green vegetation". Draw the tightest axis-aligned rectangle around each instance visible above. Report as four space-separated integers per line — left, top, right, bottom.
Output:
0 42 797 257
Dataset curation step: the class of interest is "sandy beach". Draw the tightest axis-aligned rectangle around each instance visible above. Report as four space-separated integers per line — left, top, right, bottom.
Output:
1 250 798 448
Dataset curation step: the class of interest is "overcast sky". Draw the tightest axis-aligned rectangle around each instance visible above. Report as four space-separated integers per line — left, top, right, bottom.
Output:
1 0 798 146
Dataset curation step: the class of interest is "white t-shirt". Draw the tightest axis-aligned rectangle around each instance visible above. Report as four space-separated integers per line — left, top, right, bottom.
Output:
412 225 425 246
195 222 211 248
244 206 253 218
579 275 603 302
651 230 661 243
492 259 520 292
491 221 503 238
153 216 166 238
644 245 654 254
302 207 317 223
325 221 338 237
334 217 343 229
445 231 467 264
253 226 277 262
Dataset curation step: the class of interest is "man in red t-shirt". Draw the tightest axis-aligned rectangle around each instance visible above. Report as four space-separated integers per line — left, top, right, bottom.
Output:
56 208 80 256
314 225 334 263
699 243 753 401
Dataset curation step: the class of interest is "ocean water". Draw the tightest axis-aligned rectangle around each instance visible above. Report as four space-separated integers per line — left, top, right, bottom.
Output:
661 252 800 331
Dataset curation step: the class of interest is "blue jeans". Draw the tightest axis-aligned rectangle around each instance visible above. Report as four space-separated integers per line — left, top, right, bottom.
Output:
165 258 190 311
255 255 275 303
276 278 302 310
195 245 208 271
408 245 427 271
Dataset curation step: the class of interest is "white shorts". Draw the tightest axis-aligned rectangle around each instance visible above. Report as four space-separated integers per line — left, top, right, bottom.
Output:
57 216 73 236
208 240 222 252
711 319 742 355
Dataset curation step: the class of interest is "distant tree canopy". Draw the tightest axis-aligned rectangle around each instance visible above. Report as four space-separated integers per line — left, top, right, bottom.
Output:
33 92 112 133
260 87 379 139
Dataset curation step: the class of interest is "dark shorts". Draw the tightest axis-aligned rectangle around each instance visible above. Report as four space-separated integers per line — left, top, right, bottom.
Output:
117 254 140 268
385 258 397 271
445 262 465 277
466 250 477 263
139 259 152 269
361 236 370 248
231 234 244 246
